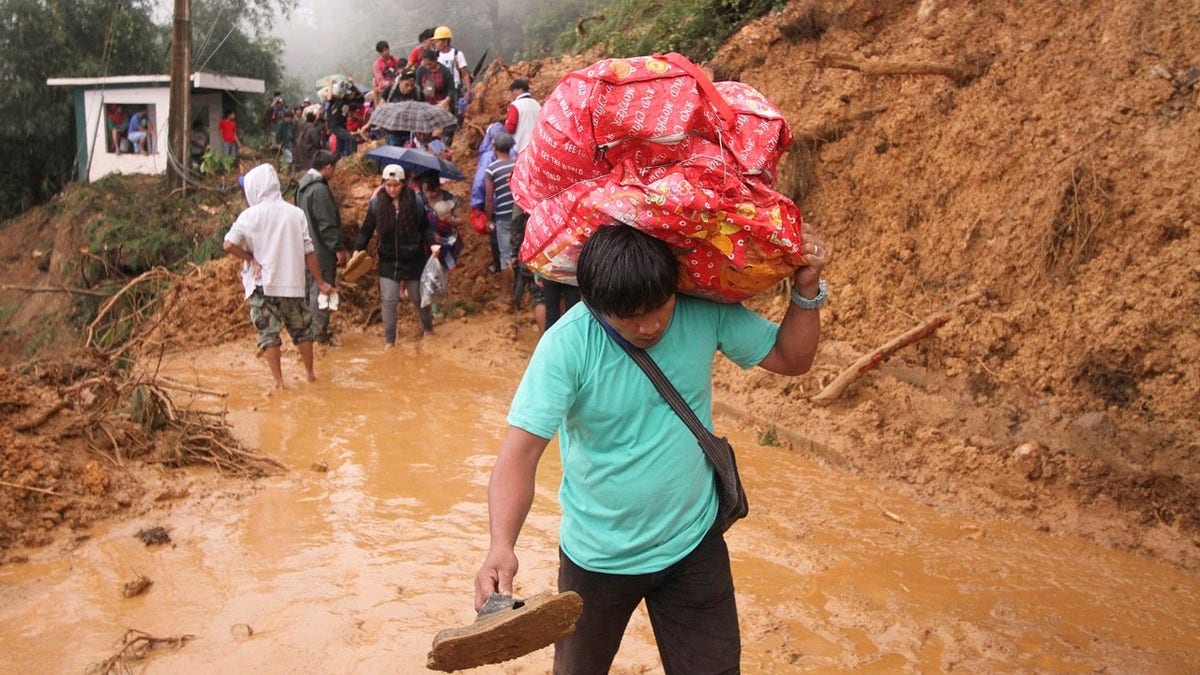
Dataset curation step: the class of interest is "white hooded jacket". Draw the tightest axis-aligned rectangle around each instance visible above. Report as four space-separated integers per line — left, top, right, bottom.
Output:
223 163 315 299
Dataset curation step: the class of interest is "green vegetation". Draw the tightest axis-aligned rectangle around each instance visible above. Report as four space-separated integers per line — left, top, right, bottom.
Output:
758 426 781 447
67 177 195 279
53 175 235 348
518 0 786 62
200 150 238 177
0 0 291 221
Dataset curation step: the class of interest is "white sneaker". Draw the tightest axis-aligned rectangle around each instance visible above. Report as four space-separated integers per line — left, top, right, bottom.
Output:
317 293 329 310
328 291 340 311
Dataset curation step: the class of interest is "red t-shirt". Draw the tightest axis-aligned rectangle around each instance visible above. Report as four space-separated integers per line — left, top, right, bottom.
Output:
218 118 238 143
374 55 400 92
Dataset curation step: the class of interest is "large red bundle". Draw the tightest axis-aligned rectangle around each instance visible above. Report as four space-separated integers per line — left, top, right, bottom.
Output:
511 53 804 303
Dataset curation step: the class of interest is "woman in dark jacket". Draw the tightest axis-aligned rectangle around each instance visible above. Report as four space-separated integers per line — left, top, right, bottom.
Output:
354 164 436 344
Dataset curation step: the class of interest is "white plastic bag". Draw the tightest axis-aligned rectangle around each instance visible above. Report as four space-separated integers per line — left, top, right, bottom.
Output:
420 255 447 308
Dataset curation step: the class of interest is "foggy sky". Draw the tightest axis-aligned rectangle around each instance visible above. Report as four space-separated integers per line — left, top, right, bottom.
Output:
160 0 575 99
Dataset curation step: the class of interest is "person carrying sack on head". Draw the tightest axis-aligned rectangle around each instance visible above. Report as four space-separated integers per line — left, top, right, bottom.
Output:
474 221 828 672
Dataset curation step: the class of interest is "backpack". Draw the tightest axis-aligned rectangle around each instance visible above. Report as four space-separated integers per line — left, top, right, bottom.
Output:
420 66 446 103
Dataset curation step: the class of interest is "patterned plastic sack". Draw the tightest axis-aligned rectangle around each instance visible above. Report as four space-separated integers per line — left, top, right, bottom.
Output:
510 53 805 303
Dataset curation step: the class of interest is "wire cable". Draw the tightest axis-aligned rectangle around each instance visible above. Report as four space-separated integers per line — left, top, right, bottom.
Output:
191 5 225 69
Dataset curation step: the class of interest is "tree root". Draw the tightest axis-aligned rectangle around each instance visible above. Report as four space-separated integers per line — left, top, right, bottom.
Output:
86 629 194 675
812 293 983 403
13 398 68 432
0 480 60 496
816 52 992 86
0 283 110 297
812 312 951 404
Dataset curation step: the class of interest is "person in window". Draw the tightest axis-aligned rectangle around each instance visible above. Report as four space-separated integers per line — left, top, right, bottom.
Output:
106 105 128 154
126 106 154 155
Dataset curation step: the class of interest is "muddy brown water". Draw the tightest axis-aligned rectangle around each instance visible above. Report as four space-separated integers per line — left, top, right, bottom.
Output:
1 332 1198 673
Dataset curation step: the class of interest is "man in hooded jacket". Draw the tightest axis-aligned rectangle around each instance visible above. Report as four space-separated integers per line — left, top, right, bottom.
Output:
223 163 334 388
296 150 348 344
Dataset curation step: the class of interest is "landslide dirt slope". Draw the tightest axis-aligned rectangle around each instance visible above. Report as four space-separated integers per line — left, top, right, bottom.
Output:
463 0 1199 567
701 0 1200 564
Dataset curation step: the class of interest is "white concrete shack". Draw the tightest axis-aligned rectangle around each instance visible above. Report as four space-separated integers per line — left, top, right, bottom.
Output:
46 72 265 183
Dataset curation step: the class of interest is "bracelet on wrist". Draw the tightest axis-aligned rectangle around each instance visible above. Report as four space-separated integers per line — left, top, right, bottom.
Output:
790 279 828 310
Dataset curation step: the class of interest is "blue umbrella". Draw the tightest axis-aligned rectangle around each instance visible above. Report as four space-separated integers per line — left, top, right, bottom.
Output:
364 145 464 181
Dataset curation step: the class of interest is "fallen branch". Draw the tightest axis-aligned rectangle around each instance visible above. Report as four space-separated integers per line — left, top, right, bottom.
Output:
812 311 951 404
121 572 154 598
818 53 989 86
0 479 61 496
13 399 68 432
154 376 229 398
0 283 109 298
84 267 178 350
576 14 605 38
87 628 194 675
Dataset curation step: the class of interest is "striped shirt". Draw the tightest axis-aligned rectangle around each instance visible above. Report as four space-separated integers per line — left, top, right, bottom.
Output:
486 158 517 222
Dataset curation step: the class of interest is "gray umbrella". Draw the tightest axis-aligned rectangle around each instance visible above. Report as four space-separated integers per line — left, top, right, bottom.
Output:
369 101 458 133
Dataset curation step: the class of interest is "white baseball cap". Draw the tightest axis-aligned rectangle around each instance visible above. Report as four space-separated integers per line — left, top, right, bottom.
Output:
382 164 405 181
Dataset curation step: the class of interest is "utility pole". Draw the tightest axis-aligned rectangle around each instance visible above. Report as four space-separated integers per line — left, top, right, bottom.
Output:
167 0 191 190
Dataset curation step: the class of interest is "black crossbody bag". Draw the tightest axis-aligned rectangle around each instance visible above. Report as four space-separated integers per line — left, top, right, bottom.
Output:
587 305 749 532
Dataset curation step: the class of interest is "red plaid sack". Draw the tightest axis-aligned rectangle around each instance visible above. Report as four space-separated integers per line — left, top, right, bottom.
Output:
511 53 805 303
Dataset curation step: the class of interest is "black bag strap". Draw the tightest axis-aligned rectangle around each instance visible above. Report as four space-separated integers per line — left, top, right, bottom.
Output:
585 304 736 482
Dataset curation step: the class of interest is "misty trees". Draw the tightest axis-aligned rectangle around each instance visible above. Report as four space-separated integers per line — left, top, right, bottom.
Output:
0 0 164 219
0 0 291 221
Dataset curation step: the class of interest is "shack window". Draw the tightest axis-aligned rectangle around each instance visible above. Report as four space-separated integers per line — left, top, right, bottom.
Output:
104 104 156 154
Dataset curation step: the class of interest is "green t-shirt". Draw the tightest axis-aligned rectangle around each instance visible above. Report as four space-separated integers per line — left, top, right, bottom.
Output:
507 294 778 574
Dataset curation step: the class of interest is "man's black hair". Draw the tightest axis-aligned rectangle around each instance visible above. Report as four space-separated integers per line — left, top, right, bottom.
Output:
312 150 337 170
421 48 439 62
417 170 441 189
510 79 530 92
577 224 678 318
305 111 316 123
419 28 435 42
376 40 389 53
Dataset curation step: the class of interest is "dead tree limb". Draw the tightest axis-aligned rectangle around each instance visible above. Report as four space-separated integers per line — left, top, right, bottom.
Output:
812 312 951 404
576 15 605 38
818 53 989 86
84 267 178 349
0 479 61 496
13 399 68 432
0 284 110 298
153 376 229 398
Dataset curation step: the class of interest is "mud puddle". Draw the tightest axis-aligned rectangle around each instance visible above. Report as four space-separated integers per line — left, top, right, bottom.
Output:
1 332 1197 673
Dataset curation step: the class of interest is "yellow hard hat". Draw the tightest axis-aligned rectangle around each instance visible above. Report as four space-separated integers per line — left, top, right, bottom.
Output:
433 26 452 40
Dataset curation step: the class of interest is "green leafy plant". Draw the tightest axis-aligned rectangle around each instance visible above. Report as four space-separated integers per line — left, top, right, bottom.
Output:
759 426 781 447
200 149 237 176
520 0 786 62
